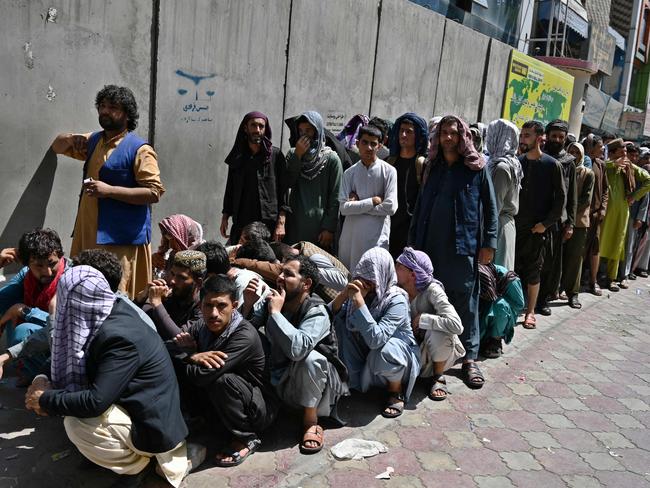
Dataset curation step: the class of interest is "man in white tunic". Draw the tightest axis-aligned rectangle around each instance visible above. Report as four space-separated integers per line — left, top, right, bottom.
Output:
338 125 398 270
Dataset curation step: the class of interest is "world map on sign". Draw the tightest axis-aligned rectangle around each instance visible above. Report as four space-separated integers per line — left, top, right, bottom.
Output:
503 51 574 129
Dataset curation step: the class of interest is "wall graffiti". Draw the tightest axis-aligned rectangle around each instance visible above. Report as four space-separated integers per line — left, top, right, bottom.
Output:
175 69 217 123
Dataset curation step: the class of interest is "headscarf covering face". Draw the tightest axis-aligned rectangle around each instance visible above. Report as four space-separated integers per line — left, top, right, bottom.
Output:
351 247 408 320
388 113 429 158
337 114 370 150
51 266 116 392
486 119 523 189
428 115 486 171
567 142 585 167
225 111 273 166
469 125 484 154
297 111 333 180
158 214 204 254
396 247 443 292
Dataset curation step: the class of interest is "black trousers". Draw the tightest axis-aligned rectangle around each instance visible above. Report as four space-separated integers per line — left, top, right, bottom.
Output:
539 227 563 304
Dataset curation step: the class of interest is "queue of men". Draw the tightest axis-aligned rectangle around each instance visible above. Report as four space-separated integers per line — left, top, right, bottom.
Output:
1 84 650 487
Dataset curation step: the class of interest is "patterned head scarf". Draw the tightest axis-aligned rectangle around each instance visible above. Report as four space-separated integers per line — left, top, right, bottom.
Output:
225 111 273 166
51 266 116 392
396 247 443 292
296 110 333 180
486 119 523 189
351 247 408 320
428 115 486 171
388 113 429 158
337 114 370 150
172 250 207 274
158 214 204 254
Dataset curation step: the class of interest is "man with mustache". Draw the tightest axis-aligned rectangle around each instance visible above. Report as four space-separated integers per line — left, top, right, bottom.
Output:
51 85 164 298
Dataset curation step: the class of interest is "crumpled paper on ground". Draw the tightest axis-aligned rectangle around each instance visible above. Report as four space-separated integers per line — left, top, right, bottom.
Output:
330 438 388 460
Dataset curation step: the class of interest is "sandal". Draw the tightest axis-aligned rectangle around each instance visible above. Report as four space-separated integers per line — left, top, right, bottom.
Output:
462 362 485 389
589 283 602 296
382 392 405 418
608 281 620 292
522 313 536 329
429 375 449 401
618 279 629 289
215 438 261 467
300 425 324 454
568 295 582 309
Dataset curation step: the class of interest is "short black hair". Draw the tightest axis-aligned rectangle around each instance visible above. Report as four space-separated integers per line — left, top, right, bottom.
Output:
369 117 390 141
626 142 640 154
18 228 64 265
522 120 545 136
270 241 296 261
237 239 276 263
241 221 271 242
195 240 230 275
73 249 122 292
95 85 139 131
284 255 320 293
200 274 238 302
357 125 382 142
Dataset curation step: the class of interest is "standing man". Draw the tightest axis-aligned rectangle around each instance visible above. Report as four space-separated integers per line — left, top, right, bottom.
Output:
338 125 397 270
514 121 565 329
582 134 609 295
51 85 164 298
284 111 342 250
409 115 497 390
537 120 576 315
386 113 428 258
221 112 288 245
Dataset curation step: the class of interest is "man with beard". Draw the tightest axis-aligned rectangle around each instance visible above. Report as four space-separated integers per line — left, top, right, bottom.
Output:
221 112 288 245
137 250 205 338
284 111 342 250
409 115 497 390
51 85 164 299
582 134 609 295
386 113 428 258
0 229 70 384
514 121 565 329
245 255 348 455
536 120 576 316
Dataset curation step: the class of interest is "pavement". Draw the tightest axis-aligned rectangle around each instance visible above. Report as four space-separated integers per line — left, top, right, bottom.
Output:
1 280 650 488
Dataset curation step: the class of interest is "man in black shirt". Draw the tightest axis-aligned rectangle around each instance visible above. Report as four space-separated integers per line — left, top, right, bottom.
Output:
221 112 288 244
170 275 276 467
537 119 577 315
387 113 428 257
514 121 566 329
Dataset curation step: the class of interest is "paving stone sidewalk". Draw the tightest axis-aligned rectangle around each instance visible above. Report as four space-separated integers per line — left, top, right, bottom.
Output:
1 281 650 487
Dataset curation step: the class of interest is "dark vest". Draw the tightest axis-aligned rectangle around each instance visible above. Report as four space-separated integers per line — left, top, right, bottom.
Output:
294 294 349 382
83 131 152 245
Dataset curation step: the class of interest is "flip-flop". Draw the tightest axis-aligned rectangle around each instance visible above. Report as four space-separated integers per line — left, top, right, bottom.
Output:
382 392 405 418
300 425 324 454
215 438 261 467
522 313 536 329
429 376 449 401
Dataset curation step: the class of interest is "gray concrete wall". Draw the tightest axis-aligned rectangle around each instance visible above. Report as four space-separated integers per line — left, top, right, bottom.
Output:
434 19 490 121
0 0 517 258
0 0 152 256
282 0 378 143
370 0 445 121
153 0 291 242
480 39 512 123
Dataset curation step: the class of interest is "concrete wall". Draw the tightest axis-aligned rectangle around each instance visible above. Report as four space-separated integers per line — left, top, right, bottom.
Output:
480 39 512 123
0 0 152 258
370 0 445 120
0 0 518 257
282 0 378 143
434 19 490 121
153 0 290 242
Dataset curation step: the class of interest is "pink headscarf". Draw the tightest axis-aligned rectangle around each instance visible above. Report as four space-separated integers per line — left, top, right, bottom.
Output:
158 214 204 253
427 115 485 172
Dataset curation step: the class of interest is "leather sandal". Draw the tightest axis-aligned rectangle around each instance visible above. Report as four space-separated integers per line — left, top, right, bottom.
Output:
300 425 324 454
462 362 485 389
382 392 405 418
429 375 449 401
523 313 536 329
215 438 261 467
589 283 602 296
568 295 582 309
